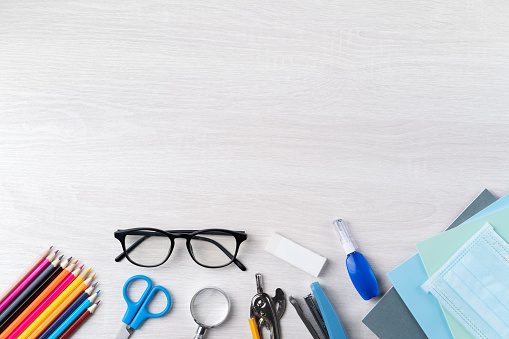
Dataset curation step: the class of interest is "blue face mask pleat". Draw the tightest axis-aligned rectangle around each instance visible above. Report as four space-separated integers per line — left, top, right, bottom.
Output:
433 278 498 339
422 224 509 339
441 271 504 338
455 262 509 328
452 269 509 336
462 244 509 324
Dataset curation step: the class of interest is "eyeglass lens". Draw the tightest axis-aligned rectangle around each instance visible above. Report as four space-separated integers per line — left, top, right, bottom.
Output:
125 230 172 266
189 231 238 267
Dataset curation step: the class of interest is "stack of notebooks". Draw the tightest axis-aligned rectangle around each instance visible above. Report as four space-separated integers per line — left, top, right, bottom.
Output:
363 189 509 339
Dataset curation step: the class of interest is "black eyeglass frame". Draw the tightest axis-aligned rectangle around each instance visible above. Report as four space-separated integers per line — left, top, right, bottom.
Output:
114 228 247 271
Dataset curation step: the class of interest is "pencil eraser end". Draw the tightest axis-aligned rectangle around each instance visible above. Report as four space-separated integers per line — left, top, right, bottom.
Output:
265 233 327 277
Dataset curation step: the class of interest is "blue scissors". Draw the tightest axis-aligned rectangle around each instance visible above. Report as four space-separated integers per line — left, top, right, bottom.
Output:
115 275 172 339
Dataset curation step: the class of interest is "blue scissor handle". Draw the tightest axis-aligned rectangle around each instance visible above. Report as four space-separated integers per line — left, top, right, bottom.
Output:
122 275 172 330
130 285 172 330
122 275 154 325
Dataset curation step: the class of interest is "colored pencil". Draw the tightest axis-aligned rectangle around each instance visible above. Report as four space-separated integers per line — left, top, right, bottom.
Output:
3 264 82 339
0 255 63 328
249 318 261 339
47 291 99 339
18 270 93 339
38 283 97 339
0 251 57 315
0 257 71 333
0 247 52 305
57 302 99 339
0 261 77 339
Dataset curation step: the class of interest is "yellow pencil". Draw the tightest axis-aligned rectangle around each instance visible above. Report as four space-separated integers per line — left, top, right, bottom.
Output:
249 318 261 339
26 273 95 339
16 269 91 339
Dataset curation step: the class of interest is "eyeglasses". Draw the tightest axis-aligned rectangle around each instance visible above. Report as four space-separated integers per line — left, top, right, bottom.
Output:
114 228 247 271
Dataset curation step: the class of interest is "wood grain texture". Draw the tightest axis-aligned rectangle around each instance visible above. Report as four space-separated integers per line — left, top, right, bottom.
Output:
1 0 509 338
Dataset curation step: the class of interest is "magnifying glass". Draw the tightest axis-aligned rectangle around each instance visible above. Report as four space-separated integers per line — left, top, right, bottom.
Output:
190 287 231 339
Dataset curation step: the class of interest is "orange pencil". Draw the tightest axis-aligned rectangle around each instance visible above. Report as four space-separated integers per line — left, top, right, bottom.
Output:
19 271 94 339
14 268 89 339
0 261 79 339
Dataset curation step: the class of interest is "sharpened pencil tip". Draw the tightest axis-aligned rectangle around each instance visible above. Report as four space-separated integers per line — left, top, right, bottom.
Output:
96 300 101 305
73 259 78 264
92 282 98 287
85 268 91 273
54 250 59 254
67 257 72 262
90 273 96 279
79 264 84 269
58 254 64 260
96 290 100 294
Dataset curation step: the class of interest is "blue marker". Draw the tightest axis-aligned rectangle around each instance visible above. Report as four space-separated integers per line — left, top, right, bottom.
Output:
333 219 379 300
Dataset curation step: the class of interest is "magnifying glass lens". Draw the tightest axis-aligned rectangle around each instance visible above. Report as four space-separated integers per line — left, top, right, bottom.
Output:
191 288 229 327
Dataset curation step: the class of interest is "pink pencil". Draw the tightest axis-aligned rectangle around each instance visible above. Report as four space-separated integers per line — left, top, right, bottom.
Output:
0 247 52 304
0 251 58 315
6 265 83 339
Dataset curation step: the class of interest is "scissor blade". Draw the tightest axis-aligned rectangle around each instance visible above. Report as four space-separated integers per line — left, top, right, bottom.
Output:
115 324 135 339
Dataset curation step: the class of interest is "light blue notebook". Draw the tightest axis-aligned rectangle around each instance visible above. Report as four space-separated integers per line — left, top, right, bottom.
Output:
387 191 508 339
388 254 453 339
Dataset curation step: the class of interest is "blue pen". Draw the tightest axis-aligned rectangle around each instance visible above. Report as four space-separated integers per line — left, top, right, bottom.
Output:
46 290 100 339
333 219 379 300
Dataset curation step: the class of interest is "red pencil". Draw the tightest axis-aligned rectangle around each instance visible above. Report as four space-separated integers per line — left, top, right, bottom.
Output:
57 301 99 339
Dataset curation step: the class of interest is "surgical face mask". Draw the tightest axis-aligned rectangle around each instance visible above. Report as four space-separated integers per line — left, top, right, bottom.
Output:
422 223 509 339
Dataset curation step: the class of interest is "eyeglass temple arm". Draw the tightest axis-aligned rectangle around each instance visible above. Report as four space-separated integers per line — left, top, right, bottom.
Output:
114 235 148 262
192 235 247 271
115 233 247 271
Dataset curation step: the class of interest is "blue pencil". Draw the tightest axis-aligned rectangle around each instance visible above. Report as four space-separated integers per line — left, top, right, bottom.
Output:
46 291 100 339
37 283 98 339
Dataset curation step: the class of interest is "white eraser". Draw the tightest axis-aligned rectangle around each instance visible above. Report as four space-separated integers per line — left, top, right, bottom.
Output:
265 233 327 277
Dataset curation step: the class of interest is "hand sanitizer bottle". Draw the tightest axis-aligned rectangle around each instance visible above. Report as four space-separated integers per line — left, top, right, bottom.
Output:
333 219 379 300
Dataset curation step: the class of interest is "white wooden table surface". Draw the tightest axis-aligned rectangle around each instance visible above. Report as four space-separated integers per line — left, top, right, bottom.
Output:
1 1 509 338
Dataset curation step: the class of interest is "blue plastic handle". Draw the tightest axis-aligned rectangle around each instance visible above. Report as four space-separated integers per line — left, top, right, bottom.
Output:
310 282 348 339
122 275 153 325
130 285 172 329
122 275 172 330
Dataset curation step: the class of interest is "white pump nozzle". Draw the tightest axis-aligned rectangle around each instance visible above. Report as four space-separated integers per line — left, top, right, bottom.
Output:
333 219 358 255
